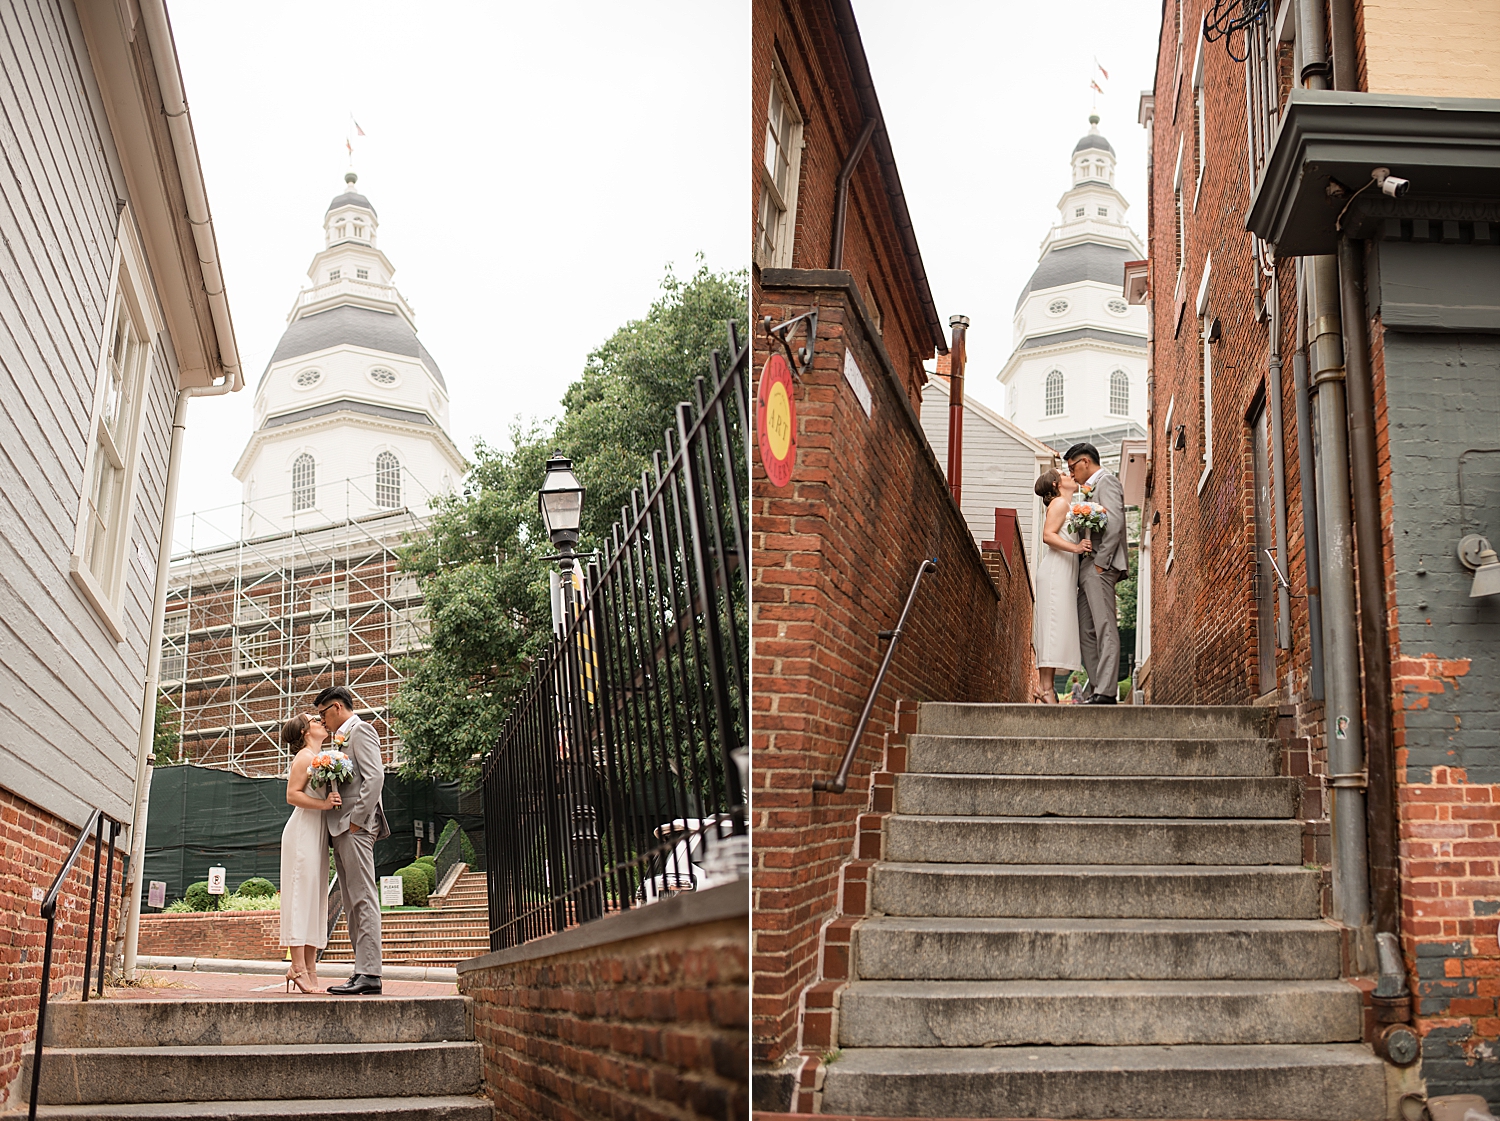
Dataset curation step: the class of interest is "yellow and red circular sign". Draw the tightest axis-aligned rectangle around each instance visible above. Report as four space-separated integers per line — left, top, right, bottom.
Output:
756 354 796 488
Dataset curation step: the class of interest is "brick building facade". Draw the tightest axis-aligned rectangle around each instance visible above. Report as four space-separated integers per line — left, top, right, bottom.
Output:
751 0 1035 1104
1140 0 1500 1099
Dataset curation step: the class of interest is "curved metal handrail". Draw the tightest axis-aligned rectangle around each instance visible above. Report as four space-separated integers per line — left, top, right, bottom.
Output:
30 808 121 1121
814 558 937 795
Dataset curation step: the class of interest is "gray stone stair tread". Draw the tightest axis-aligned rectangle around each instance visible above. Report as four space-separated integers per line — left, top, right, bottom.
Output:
877 861 1318 875
40 1042 477 1058
906 735 1278 776
894 774 1300 819
820 1044 1385 1120
857 915 1335 933
28 1097 492 1120
917 703 1276 740
844 978 1357 996
888 813 1299 827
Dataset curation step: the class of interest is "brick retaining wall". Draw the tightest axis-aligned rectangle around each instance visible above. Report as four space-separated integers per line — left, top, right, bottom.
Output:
1 787 127 1110
136 911 283 962
456 881 748 1121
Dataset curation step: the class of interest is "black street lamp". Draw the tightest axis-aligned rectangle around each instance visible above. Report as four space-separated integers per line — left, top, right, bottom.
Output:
536 452 603 922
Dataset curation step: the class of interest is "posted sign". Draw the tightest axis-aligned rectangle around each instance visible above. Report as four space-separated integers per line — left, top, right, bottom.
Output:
207 867 226 895
148 881 166 909
380 875 405 908
756 354 796 487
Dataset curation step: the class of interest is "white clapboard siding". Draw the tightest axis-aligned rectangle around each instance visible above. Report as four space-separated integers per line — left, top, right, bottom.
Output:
0 0 174 828
920 379 1056 576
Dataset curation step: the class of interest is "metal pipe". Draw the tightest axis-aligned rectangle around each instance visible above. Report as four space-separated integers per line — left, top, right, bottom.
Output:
1297 0 1330 89
1339 235 1400 942
830 117 877 270
1328 0 1358 91
815 559 937 794
947 316 970 506
1294 258 1326 698
1268 270 1292 648
1309 251 1371 941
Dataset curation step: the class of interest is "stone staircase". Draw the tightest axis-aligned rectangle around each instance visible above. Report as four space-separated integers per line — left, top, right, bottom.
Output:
21 994 487 1119
818 702 1389 1120
322 872 489 967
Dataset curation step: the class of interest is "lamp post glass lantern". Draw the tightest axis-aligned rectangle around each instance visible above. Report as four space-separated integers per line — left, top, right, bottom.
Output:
539 453 584 557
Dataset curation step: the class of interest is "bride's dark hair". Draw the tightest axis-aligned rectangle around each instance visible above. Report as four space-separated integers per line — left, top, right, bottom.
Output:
281 714 311 751
1034 468 1064 505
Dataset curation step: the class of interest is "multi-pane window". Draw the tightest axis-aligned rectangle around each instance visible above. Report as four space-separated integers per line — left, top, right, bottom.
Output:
72 219 157 637
390 572 421 601
310 618 348 661
1074 207 1085 217
292 454 316 511
329 268 341 281
1044 369 1064 417
376 451 401 508
368 368 398 385
1109 370 1130 415
161 611 188 682
756 72 802 268
391 606 430 651
1098 206 1109 217
311 582 348 614
237 629 278 671
356 268 369 280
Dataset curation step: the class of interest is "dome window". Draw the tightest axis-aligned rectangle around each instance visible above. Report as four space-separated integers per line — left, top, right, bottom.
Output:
1045 369 1064 417
375 451 401 509
294 368 322 389
356 267 369 280
292 454 316 512
1098 206 1109 217
1048 298 1069 316
336 224 346 239
353 222 364 238
368 367 399 387
1109 370 1130 416
1074 207 1085 218
1107 298 1129 315
329 268 341 282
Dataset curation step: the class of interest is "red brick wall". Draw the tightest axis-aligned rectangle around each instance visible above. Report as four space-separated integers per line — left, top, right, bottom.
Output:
136 911 284 962
1 787 127 1110
458 904 748 1121
750 278 1034 1071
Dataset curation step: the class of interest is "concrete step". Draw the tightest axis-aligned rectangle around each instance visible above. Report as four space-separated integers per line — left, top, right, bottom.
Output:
26 1042 481 1106
30 1097 492 1120
818 1044 1385 1120
905 734 1278 777
853 916 1342 981
917 703 1276 742
894 774 1301 819
884 815 1302 866
42 997 470 1048
836 979 1363 1048
870 863 1322 919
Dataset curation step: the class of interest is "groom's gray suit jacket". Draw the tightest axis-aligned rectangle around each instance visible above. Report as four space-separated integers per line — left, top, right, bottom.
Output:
1085 470 1128 575
324 718 388 839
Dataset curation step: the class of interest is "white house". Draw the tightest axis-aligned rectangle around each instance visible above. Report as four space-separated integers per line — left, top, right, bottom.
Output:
234 175 466 536
998 116 1148 468
920 377 1056 578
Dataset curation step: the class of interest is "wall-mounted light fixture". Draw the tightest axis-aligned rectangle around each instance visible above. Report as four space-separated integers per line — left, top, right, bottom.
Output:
1458 534 1500 598
1174 424 1188 451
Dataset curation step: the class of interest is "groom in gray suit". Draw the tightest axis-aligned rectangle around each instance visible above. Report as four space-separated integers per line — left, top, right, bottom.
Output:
316 685 388 994
1066 443 1129 705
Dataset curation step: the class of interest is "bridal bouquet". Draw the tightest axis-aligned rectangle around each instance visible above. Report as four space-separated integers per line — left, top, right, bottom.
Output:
308 749 355 789
1067 495 1108 536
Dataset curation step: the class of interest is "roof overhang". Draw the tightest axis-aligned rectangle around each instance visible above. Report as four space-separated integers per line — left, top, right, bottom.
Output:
75 0 241 390
1247 89 1500 257
1123 259 1149 304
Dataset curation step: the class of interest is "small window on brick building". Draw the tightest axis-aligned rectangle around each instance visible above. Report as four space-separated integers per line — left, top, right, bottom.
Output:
1109 369 1130 415
1045 369 1064 416
1192 25 1207 203
756 67 803 270
1173 140 1185 293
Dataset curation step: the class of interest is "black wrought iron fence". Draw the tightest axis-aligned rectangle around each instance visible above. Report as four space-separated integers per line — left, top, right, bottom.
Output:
481 321 750 950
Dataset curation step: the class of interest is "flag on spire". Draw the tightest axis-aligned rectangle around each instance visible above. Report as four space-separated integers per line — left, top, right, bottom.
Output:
1095 58 1110 81
1090 79 1105 95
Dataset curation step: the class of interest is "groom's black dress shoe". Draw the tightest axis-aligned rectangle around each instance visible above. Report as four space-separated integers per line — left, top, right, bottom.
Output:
1084 694 1117 705
328 974 383 995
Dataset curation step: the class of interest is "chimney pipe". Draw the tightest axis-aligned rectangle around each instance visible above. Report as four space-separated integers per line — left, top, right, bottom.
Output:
947 315 969 505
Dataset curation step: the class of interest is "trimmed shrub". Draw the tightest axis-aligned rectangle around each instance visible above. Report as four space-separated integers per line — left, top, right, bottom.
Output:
184 881 217 912
236 877 277 898
460 830 477 869
163 899 194 913
394 864 430 906
220 891 280 912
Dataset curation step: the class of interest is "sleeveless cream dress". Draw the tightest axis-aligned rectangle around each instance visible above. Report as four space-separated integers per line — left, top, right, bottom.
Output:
1033 507 1083 672
279 799 329 948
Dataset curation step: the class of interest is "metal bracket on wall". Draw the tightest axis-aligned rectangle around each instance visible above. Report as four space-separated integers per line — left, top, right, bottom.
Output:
762 309 818 378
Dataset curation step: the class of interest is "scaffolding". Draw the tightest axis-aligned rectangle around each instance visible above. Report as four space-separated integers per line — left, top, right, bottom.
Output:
162 470 437 777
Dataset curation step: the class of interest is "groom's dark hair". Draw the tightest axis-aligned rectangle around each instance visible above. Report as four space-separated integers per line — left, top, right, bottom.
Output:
315 685 356 711
1063 442 1101 467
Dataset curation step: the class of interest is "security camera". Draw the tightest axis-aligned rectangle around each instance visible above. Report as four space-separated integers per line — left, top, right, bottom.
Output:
1372 167 1410 198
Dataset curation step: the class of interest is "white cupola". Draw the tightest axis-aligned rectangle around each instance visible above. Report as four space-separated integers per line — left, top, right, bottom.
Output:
997 116 1148 468
234 173 467 536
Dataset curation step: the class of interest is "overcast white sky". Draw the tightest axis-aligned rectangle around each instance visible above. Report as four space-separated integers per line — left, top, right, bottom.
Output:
167 1 745 545
854 0 1162 413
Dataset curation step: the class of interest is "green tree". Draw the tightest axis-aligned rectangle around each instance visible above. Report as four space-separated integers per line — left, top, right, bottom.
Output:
391 262 747 785
152 695 181 766
1116 548 1139 630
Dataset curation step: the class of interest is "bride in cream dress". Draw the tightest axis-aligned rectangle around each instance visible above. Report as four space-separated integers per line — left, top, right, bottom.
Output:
278 713 341 993
1031 467 1093 702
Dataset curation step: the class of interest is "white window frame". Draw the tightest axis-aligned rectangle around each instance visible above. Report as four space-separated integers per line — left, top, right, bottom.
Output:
375 450 402 508
1192 26 1207 210
1173 139 1186 303
310 617 348 661
390 605 430 652
161 609 189 683
756 61 804 270
1109 369 1130 416
70 209 162 642
1044 369 1065 417
1164 394 1177 572
292 453 317 512
1197 255 1214 493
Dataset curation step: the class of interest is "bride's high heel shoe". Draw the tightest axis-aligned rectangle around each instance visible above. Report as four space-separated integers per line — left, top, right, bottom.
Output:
289 970 317 994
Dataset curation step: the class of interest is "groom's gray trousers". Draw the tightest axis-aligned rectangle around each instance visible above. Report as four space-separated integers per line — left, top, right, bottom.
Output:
1078 562 1124 697
330 827 382 976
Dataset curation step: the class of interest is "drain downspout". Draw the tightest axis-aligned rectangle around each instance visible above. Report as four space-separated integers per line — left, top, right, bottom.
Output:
1292 261 1325 700
1267 269 1292 649
947 315 969 505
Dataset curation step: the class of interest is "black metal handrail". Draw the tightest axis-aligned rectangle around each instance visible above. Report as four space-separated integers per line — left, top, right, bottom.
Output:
814 558 937 794
481 320 749 950
29 808 121 1121
318 871 341 963
432 825 466 895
